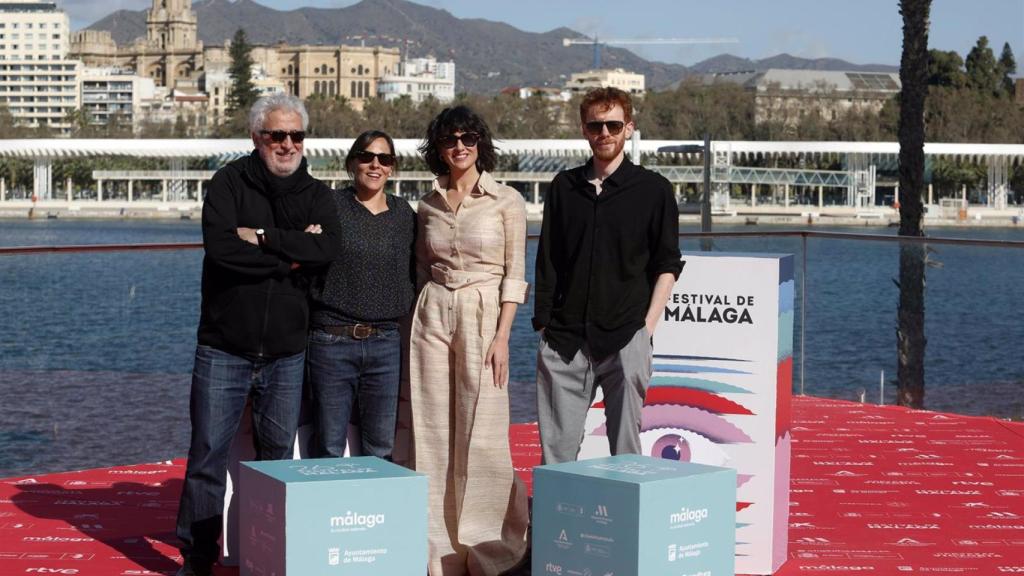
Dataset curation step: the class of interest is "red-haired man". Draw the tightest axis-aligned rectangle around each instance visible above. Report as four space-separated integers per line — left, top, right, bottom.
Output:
533 87 683 463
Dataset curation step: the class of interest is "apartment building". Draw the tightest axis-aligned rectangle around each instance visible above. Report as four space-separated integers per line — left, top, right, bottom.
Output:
80 67 156 129
0 0 80 133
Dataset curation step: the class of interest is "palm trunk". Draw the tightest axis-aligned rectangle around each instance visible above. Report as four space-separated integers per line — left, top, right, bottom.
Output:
896 0 931 408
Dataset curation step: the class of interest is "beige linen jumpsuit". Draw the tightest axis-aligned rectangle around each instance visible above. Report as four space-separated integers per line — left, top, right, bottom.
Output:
408 171 530 575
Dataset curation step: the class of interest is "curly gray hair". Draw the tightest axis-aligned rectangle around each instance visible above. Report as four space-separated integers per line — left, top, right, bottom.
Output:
248 93 309 134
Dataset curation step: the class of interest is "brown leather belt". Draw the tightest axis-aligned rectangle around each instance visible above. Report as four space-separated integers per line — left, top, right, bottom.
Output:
322 324 379 339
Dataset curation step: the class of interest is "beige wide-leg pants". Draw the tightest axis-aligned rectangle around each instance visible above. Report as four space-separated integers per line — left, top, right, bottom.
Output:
408 268 529 576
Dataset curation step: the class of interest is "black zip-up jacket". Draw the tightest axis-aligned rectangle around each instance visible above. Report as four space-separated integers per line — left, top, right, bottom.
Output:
197 151 341 359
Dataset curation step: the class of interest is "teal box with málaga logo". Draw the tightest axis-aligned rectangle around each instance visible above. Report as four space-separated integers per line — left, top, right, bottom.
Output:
532 454 735 576
240 456 427 576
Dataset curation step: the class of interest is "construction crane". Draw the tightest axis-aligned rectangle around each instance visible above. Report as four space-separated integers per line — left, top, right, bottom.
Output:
562 36 740 69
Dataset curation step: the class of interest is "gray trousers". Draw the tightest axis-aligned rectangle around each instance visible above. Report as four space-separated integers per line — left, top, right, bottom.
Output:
536 327 652 464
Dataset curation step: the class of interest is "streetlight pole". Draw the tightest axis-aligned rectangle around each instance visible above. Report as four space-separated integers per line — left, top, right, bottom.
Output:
701 132 712 251
659 135 714 251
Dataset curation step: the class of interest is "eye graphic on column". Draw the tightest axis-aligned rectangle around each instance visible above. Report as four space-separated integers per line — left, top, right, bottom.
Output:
590 379 755 469
651 433 690 461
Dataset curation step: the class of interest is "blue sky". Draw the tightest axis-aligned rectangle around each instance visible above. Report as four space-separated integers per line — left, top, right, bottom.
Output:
65 0 1024 68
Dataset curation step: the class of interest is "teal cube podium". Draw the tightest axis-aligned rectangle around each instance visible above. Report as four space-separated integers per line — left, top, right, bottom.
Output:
240 457 427 576
533 454 736 576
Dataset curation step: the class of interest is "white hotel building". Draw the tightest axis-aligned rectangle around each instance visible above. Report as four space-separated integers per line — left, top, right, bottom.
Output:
565 68 645 95
378 57 455 103
0 0 80 133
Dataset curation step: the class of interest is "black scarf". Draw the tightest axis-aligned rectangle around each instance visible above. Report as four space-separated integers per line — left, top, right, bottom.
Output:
246 149 314 199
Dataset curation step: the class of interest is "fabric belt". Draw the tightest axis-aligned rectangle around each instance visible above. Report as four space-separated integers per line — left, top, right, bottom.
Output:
322 324 383 339
429 263 501 290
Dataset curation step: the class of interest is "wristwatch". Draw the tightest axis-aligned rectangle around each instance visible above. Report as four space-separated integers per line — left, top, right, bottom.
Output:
255 228 266 247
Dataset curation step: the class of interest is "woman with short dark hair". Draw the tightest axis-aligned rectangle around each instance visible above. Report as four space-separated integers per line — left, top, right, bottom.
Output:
307 129 416 460
408 106 529 575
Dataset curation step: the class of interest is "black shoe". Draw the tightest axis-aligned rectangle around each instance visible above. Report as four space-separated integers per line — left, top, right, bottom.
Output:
176 557 212 576
500 538 532 575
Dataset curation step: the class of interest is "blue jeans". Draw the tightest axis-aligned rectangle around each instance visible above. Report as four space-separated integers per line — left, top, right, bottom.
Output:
307 325 401 459
175 345 304 567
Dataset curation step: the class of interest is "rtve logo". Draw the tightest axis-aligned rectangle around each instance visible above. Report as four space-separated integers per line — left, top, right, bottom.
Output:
544 562 563 574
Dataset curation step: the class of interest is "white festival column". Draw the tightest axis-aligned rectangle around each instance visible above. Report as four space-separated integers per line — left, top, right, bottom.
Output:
579 252 794 575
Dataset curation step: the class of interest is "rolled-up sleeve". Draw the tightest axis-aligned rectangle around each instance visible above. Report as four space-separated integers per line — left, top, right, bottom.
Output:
500 192 529 304
652 184 684 279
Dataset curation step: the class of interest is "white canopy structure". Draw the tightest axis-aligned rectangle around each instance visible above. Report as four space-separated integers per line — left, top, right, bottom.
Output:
2 138 1024 161
1 138 1022 209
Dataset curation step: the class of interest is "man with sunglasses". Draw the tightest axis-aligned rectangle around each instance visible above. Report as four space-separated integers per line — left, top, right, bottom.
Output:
533 87 683 464
175 93 340 576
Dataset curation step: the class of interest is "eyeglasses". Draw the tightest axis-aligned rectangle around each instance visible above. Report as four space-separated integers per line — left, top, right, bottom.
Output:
437 132 480 149
583 121 626 136
259 130 306 143
353 150 397 167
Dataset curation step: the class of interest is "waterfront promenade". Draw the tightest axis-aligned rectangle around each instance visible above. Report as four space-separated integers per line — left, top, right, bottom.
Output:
3 138 1024 226
1 397 1022 575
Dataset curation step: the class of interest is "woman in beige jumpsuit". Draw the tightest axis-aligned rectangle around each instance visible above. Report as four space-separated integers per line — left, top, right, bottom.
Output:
410 106 529 575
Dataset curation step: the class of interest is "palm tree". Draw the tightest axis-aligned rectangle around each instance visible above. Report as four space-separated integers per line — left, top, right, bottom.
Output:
896 0 931 408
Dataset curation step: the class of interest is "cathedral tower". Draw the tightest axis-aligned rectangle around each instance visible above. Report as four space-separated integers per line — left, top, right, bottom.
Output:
142 0 202 88
147 0 197 52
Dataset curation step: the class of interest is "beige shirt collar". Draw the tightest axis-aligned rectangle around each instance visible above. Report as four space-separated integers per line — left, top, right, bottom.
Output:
430 171 501 198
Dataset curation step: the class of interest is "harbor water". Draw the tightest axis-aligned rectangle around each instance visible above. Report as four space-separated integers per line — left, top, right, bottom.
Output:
1 219 1022 477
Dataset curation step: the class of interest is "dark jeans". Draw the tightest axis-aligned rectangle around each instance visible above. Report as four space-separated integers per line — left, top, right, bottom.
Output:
307 325 401 459
175 344 304 568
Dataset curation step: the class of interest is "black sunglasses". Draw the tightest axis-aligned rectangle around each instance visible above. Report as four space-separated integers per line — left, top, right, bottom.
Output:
437 132 480 149
353 150 397 167
260 129 306 143
584 121 626 136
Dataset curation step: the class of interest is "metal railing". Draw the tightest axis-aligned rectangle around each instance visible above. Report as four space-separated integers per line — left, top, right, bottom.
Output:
676 230 1024 400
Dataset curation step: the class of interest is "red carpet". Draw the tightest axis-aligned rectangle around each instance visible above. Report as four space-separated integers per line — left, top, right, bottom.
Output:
2 396 1022 575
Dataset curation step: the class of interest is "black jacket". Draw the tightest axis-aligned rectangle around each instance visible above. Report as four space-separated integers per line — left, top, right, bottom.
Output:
533 158 683 360
197 151 341 358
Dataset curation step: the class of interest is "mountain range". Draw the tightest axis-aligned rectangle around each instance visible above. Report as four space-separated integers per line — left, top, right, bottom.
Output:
85 0 897 94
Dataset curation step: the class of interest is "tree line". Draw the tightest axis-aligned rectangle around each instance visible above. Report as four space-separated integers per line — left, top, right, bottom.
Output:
2 35 1018 146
